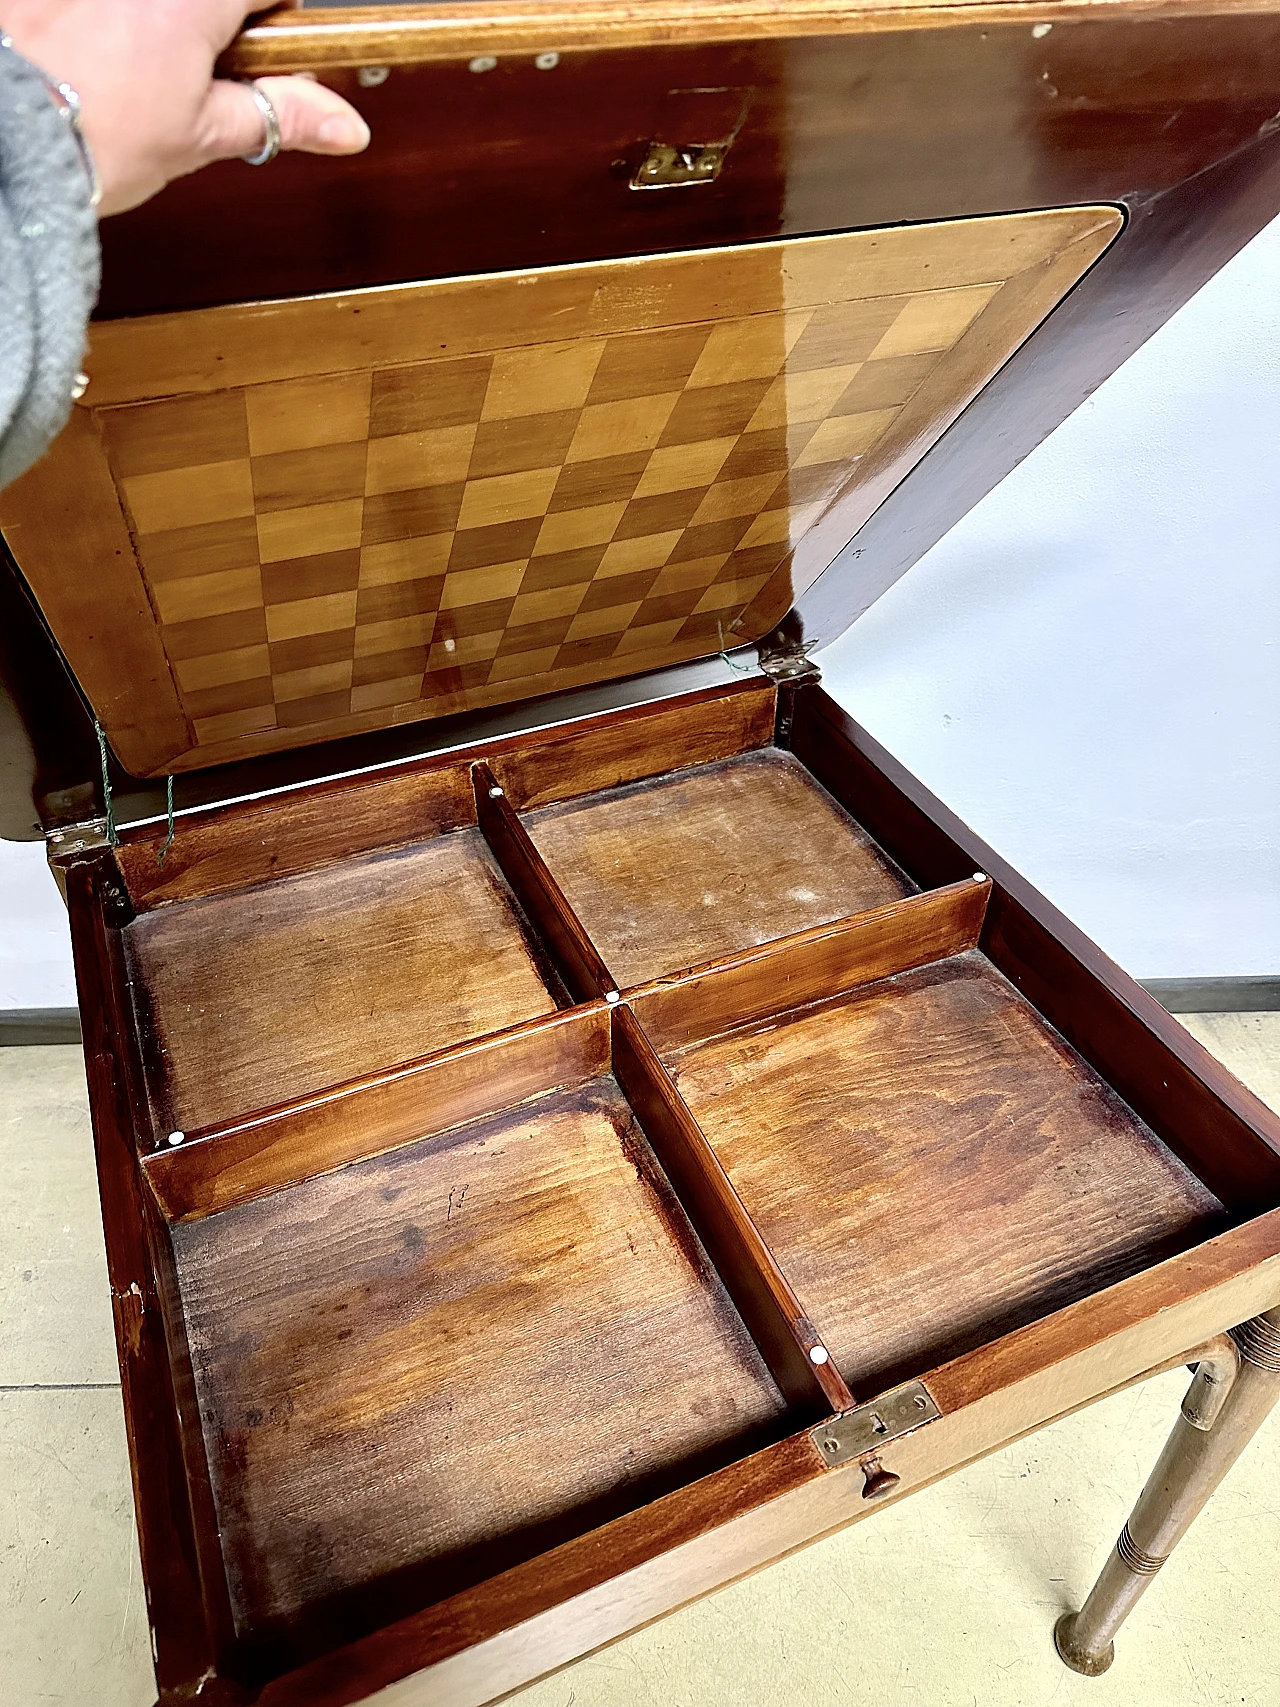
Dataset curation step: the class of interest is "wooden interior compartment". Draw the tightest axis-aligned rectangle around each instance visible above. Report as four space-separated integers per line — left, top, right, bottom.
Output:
145 1006 789 1669
521 745 914 989
635 918 1247 1400
123 824 567 1137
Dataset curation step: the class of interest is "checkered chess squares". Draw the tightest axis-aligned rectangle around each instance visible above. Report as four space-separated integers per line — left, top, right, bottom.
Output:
100 282 996 747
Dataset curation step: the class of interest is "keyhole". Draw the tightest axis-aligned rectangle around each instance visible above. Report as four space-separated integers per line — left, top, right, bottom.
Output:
871 1411 888 1434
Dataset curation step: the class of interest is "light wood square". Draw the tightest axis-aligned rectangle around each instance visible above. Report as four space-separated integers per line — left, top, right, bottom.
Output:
152 565 262 625
487 645 561 683
273 660 355 702
793 408 900 468
440 562 527 610
264 590 359 642
457 466 561 531
649 554 731 595
257 499 364 564
690 474 785 527
870 283 1000 359
365 425 477 496
353 613 436 657
427 630 503 667
359 535 453 586
736 508 796 551
483 340 605 421
597 533 682 577
613 617 686 654
193 705 277 743
748 363 867 433
566 603 641 641
174 644 271 693
510 584 589 624
532 502 626 557
350 675 424 714
694 572 770 612
685 313 811 389
123 460 255 535
633 438 737 498
246 372 372 457
565 393 679 464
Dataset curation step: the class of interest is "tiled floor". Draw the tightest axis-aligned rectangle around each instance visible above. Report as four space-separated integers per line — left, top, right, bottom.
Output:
3 1018 1278 1707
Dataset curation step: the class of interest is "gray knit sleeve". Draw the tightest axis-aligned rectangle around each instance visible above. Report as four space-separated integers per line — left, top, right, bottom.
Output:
0 41 101 491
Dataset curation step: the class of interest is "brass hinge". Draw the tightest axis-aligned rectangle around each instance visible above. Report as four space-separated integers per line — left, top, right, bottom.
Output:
631 141 727 189
45 818 112 858
811 1380 941 1468
756 640 821 685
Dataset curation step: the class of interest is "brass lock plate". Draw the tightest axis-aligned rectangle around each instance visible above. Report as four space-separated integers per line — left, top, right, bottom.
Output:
631 142 727 189
810 1381 942 1468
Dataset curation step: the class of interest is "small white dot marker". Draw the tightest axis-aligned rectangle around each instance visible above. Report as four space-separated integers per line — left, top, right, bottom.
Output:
809 1345 829 1365
973 872 988 884
489 785 504 798
167 1130 185 1147
444 637 456 653
535 50 560 70
1032 21 1052 37
605 990 621 1006
469 54 497 73
357 65 390 87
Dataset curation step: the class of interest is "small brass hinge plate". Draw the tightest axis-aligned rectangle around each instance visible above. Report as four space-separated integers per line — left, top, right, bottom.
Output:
45 818 112 858
631 142 727 189
811 1381 941 1468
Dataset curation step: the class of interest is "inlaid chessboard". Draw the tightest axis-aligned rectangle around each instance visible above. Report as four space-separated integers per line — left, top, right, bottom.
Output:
1 208 1121 775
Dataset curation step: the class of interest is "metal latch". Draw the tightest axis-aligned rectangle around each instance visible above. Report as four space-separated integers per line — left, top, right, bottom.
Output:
631 142 727 189
811 1380 941 1471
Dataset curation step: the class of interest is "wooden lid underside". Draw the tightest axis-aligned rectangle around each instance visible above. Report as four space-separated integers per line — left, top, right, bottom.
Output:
0 207 1117 777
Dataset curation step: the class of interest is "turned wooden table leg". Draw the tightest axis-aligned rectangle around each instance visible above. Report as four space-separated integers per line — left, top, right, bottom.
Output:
1055 1312 1280 1677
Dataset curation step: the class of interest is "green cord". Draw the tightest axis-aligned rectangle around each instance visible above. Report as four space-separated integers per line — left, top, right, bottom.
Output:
93 720 118 847
157 775 175 867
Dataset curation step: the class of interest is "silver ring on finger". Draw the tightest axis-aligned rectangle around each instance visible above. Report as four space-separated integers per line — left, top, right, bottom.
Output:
241 82 281 166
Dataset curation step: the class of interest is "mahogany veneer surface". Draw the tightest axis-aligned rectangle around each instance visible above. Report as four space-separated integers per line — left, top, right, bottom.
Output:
126 828 559 1133
666 954 1228 1394
170 1076 785 1635
524 748 911 987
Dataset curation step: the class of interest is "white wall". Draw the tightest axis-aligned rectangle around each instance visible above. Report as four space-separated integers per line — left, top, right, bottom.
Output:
1 215 1277 1007
819 212 1280 980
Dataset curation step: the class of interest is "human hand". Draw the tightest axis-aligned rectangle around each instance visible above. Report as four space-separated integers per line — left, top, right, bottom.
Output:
3 1 370 216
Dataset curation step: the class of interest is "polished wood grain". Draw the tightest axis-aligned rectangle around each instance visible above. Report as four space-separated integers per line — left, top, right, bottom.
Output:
666 953 1229 1395
242 1215 1280 1707
524 746 912 987
169 1071 786 1653
791 686 1280 1208
125 827 562 1135
55 680 1280 1707
236 3 1280 71
488 676 774 808
60 860 220 1697
99 9 1280 324
116 758 475 908
628 877 990 1052
473 763 617 1001
5 211 1111 777
0 411 191 774
143 1004 611 1222
612 1006 853 1415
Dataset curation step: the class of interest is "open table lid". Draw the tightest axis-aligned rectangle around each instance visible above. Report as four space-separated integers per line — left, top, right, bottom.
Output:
3 0 1280 830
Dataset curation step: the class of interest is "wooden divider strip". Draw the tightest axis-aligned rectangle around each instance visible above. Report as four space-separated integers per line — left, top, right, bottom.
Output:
612 1005 854 1417
628 877 991 1054
473 761 618 1004
143 1004 612 1223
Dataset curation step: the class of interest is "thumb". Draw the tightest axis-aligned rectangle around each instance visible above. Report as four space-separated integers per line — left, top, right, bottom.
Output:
197 75 370 166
